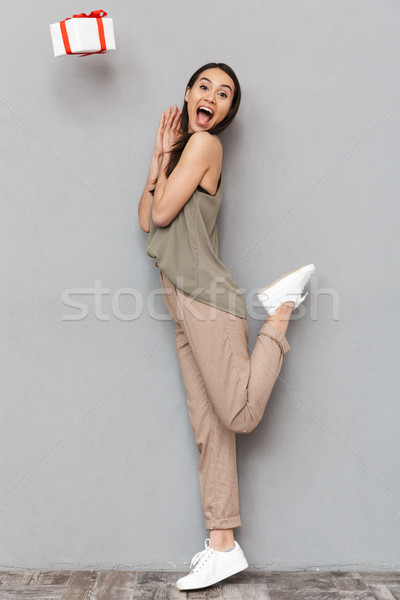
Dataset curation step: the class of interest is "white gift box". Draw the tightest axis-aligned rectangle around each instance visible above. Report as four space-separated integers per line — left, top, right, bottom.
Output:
49 10 116 57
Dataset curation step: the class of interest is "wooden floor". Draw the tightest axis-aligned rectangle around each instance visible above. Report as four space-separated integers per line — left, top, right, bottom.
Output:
0 569 399 599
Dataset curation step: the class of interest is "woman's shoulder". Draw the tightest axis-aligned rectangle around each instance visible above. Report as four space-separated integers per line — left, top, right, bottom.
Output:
188 132 223 156
189 131 222 146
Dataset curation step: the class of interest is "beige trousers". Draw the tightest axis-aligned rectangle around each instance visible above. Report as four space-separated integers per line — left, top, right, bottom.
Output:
159 269 291 530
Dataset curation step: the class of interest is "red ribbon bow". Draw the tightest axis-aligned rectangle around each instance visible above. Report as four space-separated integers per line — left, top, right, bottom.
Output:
72 10 107 19
59 10 108 57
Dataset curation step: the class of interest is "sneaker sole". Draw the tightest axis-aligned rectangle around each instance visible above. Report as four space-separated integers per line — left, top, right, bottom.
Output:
256 263 315 296
176 555 249 590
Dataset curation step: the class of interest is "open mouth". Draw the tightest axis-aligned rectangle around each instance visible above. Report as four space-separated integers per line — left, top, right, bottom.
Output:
196 106 214 126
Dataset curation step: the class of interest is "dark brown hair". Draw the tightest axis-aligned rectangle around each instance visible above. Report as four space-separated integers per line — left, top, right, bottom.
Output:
164 62 241 178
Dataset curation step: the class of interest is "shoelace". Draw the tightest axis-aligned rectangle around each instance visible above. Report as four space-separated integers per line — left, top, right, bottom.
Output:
189 538 215 572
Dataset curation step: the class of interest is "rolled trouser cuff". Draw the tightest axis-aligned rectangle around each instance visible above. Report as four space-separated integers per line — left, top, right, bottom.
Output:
205 514 242 530
259 322 291 355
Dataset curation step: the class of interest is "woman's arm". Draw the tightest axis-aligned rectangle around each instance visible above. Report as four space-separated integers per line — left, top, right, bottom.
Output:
138 154 161 233
152 132 222 228
138 108 170 233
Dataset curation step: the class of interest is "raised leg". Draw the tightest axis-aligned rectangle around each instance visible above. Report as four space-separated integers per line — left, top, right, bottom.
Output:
173 289 292 434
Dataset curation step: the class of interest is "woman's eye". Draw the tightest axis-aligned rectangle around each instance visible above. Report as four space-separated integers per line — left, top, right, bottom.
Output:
199 84 227 98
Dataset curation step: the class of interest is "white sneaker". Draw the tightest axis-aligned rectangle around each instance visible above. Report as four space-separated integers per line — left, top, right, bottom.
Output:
175 538 249 591
256 263 316 316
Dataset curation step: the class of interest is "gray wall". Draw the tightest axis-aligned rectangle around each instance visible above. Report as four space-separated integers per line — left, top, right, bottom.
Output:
1 0 399 571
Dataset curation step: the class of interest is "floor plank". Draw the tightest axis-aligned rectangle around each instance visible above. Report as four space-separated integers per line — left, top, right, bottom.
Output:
263 571 336 591
358 573 400 600
221 579 270 598
0 585 64 599
385 585 400 600
269 591 377 600
332 571 369 591
29 571 71 587
60 570 97 599
368 585 398 600
133 570 184 599
0 572 37 586
90 571 136 599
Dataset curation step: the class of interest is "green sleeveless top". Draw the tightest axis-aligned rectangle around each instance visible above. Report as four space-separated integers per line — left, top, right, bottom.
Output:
146 174 247 318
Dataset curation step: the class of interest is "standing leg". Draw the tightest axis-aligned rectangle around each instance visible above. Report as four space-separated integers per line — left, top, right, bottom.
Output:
175 323 241 531
159 269 241 532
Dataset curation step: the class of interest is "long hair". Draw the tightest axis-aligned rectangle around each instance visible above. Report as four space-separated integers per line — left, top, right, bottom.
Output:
164 62 241 178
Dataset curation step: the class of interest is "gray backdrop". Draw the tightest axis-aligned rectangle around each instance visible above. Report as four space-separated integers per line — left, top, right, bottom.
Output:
1 0 399 571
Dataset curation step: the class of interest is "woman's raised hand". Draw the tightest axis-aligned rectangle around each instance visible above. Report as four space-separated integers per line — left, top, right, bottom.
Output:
161 104 183 155
154 110 166 159
154 105 182 159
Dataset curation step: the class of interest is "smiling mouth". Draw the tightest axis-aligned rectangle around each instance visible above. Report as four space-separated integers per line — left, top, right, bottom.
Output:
196 106 214 126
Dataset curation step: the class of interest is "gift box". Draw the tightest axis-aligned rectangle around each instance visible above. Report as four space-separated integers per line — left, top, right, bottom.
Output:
49 10 116 57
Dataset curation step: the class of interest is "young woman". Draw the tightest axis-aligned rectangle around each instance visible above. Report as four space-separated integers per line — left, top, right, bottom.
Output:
138 62 315 591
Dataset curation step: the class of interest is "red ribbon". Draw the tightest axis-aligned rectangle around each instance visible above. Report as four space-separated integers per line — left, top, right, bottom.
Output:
59 10 108 57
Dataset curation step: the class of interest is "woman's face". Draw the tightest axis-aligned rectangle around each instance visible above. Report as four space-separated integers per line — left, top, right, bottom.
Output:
184 68 235 133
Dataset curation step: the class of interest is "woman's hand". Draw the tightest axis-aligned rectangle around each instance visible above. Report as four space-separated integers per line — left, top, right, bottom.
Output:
162 104 183 155
154 110 166 160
